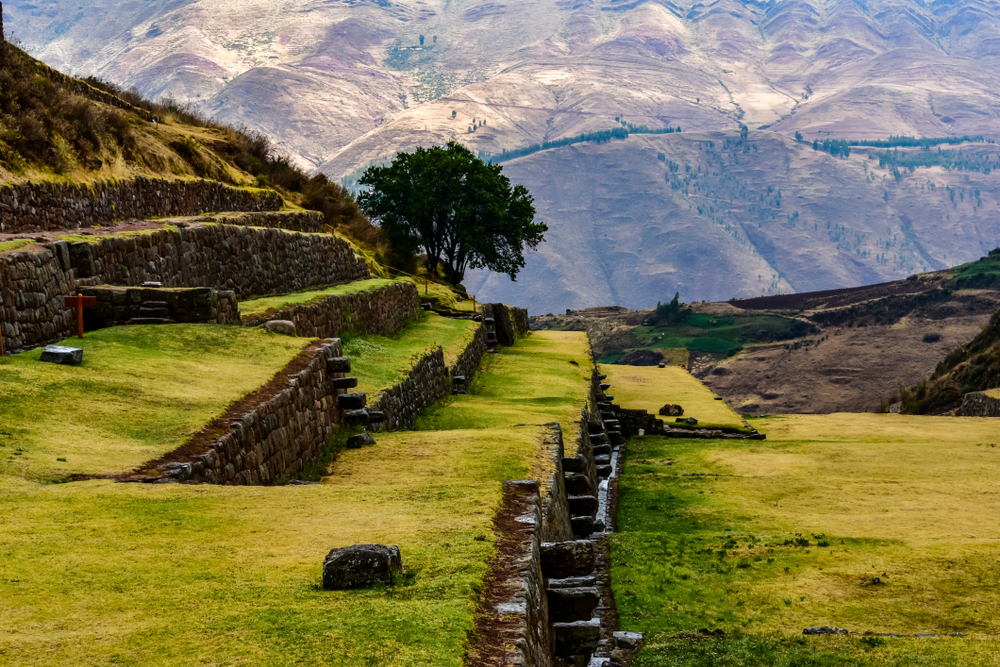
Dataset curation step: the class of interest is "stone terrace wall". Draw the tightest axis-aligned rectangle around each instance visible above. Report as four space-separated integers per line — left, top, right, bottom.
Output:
208 211 324 232
0 178 284 234
961 391 1000 417
369 346 450 431
155 339 345 485
0 246 77 353
77 224 369 298
449 321 488 382
243 281 419 338
1 225 370 353
81 286 240 328
510 306 530 336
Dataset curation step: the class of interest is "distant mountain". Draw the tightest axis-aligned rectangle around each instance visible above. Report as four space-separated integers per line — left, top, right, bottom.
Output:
8 0 1000 310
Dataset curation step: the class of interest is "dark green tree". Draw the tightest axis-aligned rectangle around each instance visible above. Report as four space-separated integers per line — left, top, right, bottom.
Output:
358 141 547 284
419 34 425 45
795 130 803 142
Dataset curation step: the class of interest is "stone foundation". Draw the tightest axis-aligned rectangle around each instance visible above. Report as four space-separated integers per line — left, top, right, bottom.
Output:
368 346 451 431
82 286 240 328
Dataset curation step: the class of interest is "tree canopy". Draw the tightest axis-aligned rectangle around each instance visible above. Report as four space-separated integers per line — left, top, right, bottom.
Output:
357 141 547 284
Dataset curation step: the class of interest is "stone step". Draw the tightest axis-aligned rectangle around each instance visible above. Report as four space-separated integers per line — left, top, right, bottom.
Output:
547 587 599 623
142 301 169 308
137 307 171 318
131 317 173 325
333 377 358 390
338 393 367 410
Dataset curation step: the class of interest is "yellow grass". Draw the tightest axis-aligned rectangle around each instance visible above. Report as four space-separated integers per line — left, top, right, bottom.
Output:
238 278 400 318
600 364 743 427
0 323 593 666
616 410 1000 665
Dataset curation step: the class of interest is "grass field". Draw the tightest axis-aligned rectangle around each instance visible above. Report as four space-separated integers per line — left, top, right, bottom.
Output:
0 325 307 482
238 278 400 318
345 312 481 396
600 364 744 428
614 411 1000 666
0 324 591 666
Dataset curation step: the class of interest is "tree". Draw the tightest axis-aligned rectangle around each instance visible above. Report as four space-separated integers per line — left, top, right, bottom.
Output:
795 130 803 143
357 141 548 284
651 292 689 325
419 34 425 45
451 110 456 118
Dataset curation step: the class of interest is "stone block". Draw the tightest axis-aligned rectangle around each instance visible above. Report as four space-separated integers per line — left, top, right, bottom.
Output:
40 345 82 366
568 495 599 517
540 540 595 578
547 576 597 589
590 433 609 445
597 464 613 479
554 619 601 657
592 444 612 457
328 357 352 373
571 516 595 537
338 393 367 410
346 433 376 449
333 377 359 389
343 409 370 425
322 544 402 590
562 456 587 474
564 473 594 496
265 320 297 336
546 586 599 623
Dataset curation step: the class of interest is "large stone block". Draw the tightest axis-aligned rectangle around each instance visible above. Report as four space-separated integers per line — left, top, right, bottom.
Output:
39 345 83 366
322 544 402 590
564 473 594 496
568 495 599 517
541 541 596 578
547 586 600 623
554 619 601 657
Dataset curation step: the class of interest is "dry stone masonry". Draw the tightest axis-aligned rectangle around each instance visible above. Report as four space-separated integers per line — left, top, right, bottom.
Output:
81 286 240 328
1 224 369 353
243 281 420 338
961 391 1000 416
150 339 347 485
0 178 286 234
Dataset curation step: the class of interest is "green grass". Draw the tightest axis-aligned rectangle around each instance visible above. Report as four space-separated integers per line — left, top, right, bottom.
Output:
633 314 813 356
600 365 744 428
418 331 593 438
345 312 479 396
0 239 33 253
0 323 593 666
239 278 401 318
614 412 1000 666
947 255 1000 289
0 325 308 482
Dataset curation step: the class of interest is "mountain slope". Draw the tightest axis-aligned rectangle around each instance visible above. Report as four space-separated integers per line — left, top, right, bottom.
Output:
10 0 1000 310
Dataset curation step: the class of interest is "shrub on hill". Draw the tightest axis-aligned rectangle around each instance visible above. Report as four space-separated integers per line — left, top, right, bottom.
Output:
884 308 1000 414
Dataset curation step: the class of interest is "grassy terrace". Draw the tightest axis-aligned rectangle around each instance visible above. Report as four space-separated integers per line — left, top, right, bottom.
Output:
239 278 400 318
610 368 1000 665
0 325 308 482
345 312 481 396
601 365 745 429
0 320 591 665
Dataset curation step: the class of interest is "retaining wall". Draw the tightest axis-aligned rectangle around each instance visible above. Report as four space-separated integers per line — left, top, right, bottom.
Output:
81 286 241 328
76 224 368 298
369 346 451 431
449 321 488 382
961 391 1000 417
0 246 77 353
1 224 369 353
243 281 419 338
153 339 345 485
0 178 286 234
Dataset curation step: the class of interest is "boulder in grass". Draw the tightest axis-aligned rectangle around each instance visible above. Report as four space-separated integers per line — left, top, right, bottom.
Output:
40 345 83 366
659 404 684 417
346 433 376 449
264 320 297 336
322 544 402 590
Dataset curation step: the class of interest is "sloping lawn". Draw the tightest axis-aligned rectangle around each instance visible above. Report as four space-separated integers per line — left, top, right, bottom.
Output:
0 324 308 481
344 312 480 396
614 412 1000 666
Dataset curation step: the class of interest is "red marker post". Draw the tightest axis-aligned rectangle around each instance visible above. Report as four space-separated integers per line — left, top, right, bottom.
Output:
64 293 97 339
